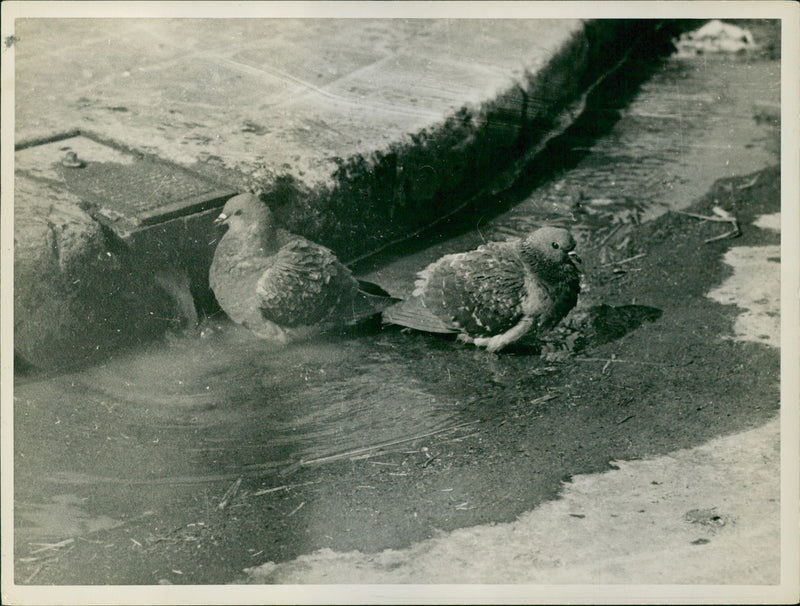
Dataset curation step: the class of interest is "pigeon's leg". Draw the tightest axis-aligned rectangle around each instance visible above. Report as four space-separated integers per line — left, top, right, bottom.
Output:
472 316 535 353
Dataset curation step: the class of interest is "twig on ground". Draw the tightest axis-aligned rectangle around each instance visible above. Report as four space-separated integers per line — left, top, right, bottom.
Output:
597 223 625 248
217 477 242 510
616 415 635 425
603 252 647 267
286 501 306 517
296 420 481 468
677 207 741 243
28 538 74 554
422 454 439 468
575 357 670 366
252 480 316 497
24 564 43 584
736 175 759 189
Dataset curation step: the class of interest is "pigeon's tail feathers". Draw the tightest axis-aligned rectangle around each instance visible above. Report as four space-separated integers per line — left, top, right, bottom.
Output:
382 298 458 334
339 284 401 325
356 279 395 298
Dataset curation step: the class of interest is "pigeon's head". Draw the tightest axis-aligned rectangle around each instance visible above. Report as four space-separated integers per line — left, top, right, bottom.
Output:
214 194 275 234
521 227 580 268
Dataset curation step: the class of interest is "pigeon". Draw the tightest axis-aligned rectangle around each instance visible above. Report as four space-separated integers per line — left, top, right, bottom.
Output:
382 227 581 352
209 193 397 343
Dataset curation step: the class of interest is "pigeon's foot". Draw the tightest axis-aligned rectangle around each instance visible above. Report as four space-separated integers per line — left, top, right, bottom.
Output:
474 316 536 353
472 334 508 353
456 333 476 345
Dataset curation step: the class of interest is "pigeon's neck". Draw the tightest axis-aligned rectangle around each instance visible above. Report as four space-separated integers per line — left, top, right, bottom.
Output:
236 219 277 256
525 253 564 282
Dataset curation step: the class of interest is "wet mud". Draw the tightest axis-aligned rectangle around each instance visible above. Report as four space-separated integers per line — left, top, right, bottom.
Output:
14 162 781 584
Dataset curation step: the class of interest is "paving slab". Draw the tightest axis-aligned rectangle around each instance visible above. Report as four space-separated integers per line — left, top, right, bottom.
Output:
13 18 662 259
10 16 666 367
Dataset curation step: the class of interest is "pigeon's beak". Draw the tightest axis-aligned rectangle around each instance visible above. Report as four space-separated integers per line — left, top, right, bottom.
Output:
568 250 582 267
214 212 228 227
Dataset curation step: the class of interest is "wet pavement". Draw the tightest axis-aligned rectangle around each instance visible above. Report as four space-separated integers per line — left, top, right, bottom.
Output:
11 19 788 594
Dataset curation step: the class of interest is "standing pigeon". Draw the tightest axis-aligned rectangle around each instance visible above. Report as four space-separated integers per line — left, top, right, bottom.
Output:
209 193 397 343
382 227 581 352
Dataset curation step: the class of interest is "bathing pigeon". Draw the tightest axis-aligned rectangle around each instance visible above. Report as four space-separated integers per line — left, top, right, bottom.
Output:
382 227 581 352
209 193 397 343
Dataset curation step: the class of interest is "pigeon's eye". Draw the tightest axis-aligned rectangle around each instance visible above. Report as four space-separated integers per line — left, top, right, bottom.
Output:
551 242 560 249
234 209 243 216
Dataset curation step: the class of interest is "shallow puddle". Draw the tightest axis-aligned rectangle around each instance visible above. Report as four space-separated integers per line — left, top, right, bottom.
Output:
14 33 781 580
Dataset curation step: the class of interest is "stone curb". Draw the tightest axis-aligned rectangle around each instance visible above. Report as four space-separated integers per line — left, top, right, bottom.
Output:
13 19 679 369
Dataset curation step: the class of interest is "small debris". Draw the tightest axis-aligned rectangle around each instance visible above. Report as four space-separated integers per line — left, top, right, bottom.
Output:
297 420 480 467
736 175 760 190
286 501 306 517
677 207 740 243
616 414 635 425
674 20 758 56
61 150 85 168
252 480 316 496
217 477 242 510
28 538 74 554
422 454 439 468
603 252 646 267
24 565 43 584
575 357 670 366
691 538 711 545
685 507 732 529
569 513 586 519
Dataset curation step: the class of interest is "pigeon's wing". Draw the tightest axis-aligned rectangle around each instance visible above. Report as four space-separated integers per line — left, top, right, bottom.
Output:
257 239 362 327
415 241 527 337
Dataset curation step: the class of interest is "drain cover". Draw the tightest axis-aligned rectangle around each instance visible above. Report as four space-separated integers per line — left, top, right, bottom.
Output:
16 131 236 239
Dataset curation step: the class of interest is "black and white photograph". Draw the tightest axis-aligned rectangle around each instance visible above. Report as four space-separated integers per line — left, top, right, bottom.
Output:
2 2 798 604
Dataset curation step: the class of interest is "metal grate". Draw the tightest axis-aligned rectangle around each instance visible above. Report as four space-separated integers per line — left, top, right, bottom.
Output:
15 131 236 236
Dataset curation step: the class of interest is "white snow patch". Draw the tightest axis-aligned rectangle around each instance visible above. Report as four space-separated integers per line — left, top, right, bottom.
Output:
753 212 781 233
705 212 780 347
241 419 779 585
674 20 759 56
